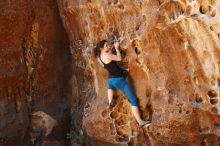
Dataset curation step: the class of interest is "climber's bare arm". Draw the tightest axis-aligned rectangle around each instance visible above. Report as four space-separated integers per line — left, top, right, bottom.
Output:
106 52 122 61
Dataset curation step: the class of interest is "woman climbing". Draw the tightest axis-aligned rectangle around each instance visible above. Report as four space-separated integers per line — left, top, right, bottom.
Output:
94 39 151 127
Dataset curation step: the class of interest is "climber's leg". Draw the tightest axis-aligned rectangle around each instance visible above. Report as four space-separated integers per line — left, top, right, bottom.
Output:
131 106 151 127
107 78 117 109
118 78 151 126
131 106 142 124
118 78 138 106
108 89 114 104
107 78 116 103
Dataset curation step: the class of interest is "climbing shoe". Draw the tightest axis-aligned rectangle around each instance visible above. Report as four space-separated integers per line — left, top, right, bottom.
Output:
139 120 151 128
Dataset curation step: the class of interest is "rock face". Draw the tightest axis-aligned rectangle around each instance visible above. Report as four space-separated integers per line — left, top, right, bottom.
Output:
29 111 58 145
0 0 71 145
58 0 220 145
1 0 220 145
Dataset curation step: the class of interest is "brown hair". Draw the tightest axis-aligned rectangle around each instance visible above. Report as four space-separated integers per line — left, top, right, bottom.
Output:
93 40 107 57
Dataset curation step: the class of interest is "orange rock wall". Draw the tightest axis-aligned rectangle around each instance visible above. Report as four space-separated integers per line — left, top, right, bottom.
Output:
0 0 71 145
1 0 220 145
58 0 220 145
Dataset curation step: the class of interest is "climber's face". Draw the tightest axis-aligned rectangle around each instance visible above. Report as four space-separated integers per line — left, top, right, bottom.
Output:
102 42 110 52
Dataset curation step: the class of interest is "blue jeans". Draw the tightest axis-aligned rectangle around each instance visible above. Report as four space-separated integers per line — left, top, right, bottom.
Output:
108 77 138 106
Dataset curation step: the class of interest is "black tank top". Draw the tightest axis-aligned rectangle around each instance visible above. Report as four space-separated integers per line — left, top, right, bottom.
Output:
99 56 124 78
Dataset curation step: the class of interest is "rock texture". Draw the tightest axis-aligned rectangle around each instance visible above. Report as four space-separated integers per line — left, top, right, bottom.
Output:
58 0 220 145
0 0 71 145
1 0 220 145
29 111 58 145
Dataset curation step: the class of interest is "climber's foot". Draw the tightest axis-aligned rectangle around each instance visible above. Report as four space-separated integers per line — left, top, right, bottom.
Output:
138 120 151 128
109 98 117 110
